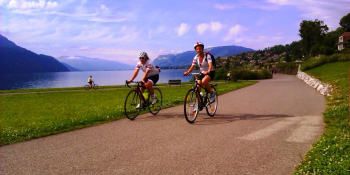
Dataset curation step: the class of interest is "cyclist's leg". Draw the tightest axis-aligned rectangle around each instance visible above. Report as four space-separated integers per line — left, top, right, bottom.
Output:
202 75 212 94
144 74 159 96
144 81 154 94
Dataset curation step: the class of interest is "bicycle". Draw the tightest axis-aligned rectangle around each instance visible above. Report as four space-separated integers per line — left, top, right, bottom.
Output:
84 82 99 90
225 76 231 82
183 73 218 123
124 81 163 120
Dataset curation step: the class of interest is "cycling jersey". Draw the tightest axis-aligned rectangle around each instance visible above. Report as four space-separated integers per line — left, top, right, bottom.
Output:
88 77 92 83
135 60 160 77
192 53 215 73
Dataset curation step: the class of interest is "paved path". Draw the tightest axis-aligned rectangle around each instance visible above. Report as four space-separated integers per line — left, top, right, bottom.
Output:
1 74 326 175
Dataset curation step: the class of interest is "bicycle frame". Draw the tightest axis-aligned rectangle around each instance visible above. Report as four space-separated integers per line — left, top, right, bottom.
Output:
125 81 148 107
187 73 213 108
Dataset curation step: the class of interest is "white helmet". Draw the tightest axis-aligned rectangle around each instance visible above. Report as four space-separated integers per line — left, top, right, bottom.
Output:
194 42 204 50
138 52 148 58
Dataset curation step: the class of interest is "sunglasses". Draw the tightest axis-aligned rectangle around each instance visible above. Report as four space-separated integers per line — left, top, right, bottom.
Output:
139 57 146 60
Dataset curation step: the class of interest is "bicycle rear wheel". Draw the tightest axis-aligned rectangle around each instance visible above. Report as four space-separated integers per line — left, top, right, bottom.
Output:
124 90 141 120
84 85 90 90
206 87 218 117
184 89 199 123
148 88 162 115
93 84 99 89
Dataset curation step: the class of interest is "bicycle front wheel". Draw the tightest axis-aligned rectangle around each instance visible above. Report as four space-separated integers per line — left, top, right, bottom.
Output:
184 89 199 124
93 84 99 89
206 87 218 117
84 85 90 90
148 88 163 115
124 90 141 120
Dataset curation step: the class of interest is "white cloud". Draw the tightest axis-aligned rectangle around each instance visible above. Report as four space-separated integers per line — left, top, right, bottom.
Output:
210 21 224 32
214 4 236 10
197 23 209 35
197 21 224 35
46 1 57 9
224 24 243 41
7 0 58 9
177 23 190 36
266 0 293 5
100 4 108 10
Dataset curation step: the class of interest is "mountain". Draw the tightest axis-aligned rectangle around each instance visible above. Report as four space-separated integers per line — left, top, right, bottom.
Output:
153 45 255 68
0 34 70 74
56 56 134 71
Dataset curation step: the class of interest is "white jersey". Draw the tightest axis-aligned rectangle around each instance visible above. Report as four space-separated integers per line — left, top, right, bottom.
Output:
192 53 214 73
135 60 159 77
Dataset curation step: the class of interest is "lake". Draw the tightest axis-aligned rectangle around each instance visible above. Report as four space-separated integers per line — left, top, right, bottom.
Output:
0 69 196 90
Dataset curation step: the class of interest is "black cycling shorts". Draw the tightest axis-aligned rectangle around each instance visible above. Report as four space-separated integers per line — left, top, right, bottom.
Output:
145 74 159 85
197 71 215 81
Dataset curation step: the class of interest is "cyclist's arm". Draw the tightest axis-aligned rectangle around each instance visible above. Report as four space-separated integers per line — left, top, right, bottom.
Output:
128 69 139 82
142 69 150 82
184 65 195 75
204 62 212 75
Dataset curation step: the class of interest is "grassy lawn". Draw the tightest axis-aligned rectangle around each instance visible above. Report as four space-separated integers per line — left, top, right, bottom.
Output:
294 61 350 174
0 81 256 145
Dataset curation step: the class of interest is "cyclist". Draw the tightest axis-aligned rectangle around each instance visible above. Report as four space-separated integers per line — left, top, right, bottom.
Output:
183 42 215 102
127 52 160 108
227 71 231 81
88 75 94 88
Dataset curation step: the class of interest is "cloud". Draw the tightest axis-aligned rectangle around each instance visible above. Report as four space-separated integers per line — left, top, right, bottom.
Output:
6 0 58 9
266 0 293 5
177 23 190 36
197 23 210 35
46 1 57 9
224 24 243 41
210 21 224 32
266 0 348 30
214 4 236 10
100 4 108 10
197 21 224 35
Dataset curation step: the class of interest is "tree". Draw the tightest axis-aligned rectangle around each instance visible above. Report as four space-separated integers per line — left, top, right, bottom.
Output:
340 13 350 32
225 56 231 70
299 19 329 56
285 52 291 62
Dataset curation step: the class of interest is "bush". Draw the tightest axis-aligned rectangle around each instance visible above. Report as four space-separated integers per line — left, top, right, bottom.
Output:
213 67 228 80
235 69 272 80
301 53 350 71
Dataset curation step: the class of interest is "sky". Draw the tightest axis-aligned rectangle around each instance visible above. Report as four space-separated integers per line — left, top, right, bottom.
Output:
0 0 349 65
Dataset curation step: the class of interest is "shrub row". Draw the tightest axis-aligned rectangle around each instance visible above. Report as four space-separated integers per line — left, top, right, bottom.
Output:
301 54 350 71
214 68 272 81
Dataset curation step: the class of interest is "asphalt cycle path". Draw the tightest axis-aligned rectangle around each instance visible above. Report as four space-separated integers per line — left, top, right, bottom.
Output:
1 74 326 175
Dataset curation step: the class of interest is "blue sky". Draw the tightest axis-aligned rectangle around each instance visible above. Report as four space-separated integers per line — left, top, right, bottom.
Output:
0 0 349 65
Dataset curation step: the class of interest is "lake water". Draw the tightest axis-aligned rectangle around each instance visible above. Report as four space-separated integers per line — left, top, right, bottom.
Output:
0 69 197 90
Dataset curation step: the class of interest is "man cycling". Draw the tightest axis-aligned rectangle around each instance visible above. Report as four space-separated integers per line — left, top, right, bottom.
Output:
183 42 215 102
127 52 160 108
88 75 94 88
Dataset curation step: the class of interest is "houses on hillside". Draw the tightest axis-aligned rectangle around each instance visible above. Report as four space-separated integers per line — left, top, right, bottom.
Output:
337 32 350 50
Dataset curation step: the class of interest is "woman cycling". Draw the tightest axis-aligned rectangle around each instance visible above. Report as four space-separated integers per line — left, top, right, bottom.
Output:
127 52 160 108
183 42 215 102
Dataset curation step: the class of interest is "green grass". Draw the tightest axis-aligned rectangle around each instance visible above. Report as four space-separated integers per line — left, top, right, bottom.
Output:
0 81 257 145
294 61 350 174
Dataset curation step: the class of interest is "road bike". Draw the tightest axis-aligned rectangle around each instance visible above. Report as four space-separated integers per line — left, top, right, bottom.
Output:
124 81 163 120
84 82 99 90
183 73 218 123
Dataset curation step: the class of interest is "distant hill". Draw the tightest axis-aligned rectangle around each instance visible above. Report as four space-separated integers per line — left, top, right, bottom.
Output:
0 34 69 74
57 56 134 71
153 45 255 68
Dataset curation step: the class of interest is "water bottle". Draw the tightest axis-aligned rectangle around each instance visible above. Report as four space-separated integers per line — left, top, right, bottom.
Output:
143 92 148 100
200 92 203 99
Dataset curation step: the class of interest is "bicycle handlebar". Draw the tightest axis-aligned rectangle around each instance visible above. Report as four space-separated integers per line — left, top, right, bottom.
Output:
184 72 203 76
125 80 144 88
